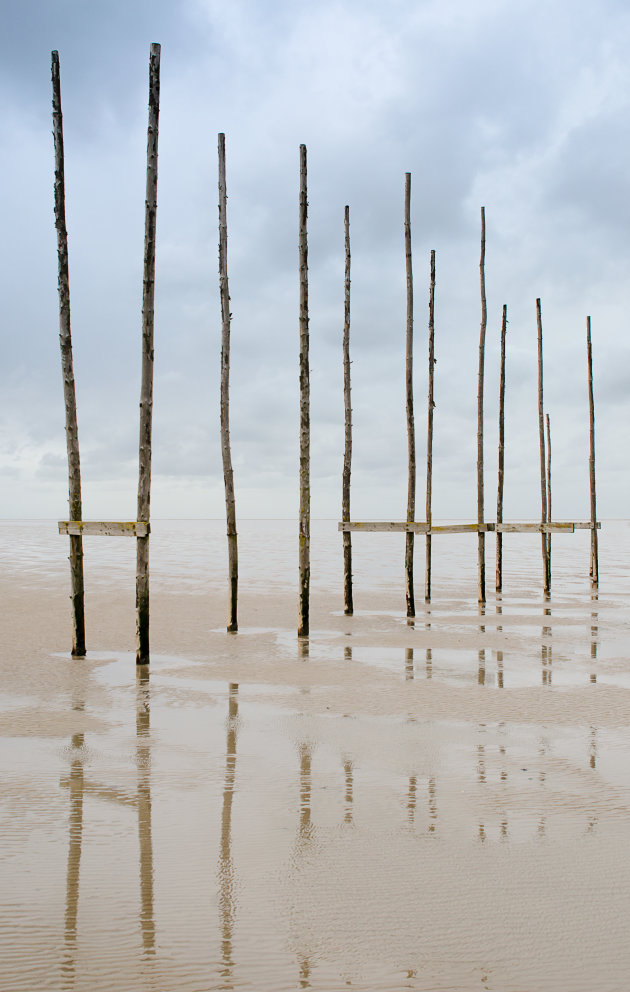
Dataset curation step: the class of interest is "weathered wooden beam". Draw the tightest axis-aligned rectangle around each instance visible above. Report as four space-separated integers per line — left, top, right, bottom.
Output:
52 50 85 657
298 144 310 638
339 522 493 534
136 43 160 665
338 520 599 534
477 206 487 603
425 249 436 603
496 304 507 592
59 521 150 537
404 173 416 618
340 521 429 533
342 205 353 616
218 132 238 633
586 316 599 584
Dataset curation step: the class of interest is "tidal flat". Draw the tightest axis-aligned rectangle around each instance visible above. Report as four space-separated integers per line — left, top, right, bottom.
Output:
1 520 629 991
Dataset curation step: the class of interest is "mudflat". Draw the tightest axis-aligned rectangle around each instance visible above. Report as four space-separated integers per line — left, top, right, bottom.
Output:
1 520 629 991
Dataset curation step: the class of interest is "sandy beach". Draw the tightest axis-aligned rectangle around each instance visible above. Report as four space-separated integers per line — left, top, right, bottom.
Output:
1 519 630 991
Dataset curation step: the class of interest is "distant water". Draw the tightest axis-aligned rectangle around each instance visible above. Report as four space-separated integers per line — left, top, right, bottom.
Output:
0 518 627 602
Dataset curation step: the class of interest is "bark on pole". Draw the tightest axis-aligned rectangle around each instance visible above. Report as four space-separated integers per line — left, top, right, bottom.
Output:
342 205 353 615
51 50 86 657
425 249 436 602
477 207 487 603
536 298 550 597
218 133 238 632
496 304 507 592
136 43 160 665
545 412 552 590
298 145 310 637
586 316 599 584
404 173 416 618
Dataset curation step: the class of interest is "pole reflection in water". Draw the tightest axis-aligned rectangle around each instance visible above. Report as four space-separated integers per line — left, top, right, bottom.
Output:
343 759 354 825
298 953 311 990
477 726 486 842
428 777 437 833
478 604 486 686
407 775 417 826
298 742 313 841
589 726 597 771
218 682 239 990
295 742 314 989
542 605 552 685
61 691 85 988
405 648 414 681
136 667 156 956
496 599 504 688
590 591 599 684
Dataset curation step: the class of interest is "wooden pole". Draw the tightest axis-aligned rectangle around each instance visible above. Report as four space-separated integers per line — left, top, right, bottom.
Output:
342 205 353 615
496 304 507 592
425 249 436 602
404 173 416 618
136 43 160 665
536 298 550 596
51 51 86 657
546 412 552 590
298 145 310 637
218 133 238 632
586 316 599 584
477 207 487 603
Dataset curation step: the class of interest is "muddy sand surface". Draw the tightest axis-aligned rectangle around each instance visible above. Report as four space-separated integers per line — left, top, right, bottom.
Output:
1 520 630 991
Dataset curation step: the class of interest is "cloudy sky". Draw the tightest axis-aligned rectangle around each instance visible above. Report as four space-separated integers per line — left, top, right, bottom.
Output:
1 0 629 521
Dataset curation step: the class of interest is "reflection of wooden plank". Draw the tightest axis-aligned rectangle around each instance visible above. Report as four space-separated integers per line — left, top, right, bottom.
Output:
59 521 150 537
60 776 138 807
338 521 600 534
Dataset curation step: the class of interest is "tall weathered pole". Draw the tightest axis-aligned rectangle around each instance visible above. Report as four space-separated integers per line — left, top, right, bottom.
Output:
404 173 416 618
477 207 487 603
51 51 85 657
136 43 160 665
545 412 552 590
298 145 310 637
218 133 238 632
342 205 353 615
496 304 507 592
536 298 550 597
425 249 436 602
586 316 599 584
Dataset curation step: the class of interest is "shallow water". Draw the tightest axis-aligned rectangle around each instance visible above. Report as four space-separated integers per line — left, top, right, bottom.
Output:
1 520 630 991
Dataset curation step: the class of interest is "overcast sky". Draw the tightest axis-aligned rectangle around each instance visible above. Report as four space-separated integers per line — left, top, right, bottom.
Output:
1 0 629 521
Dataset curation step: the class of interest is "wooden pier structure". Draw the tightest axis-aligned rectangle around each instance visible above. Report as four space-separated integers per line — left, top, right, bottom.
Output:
338 186 600 615
52 45 601 656
53 45 161 662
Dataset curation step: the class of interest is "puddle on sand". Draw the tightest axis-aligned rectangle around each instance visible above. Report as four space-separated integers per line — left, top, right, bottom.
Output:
3 664 630 992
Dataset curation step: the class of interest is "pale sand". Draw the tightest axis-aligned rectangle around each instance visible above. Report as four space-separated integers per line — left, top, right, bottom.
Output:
1 522 630 991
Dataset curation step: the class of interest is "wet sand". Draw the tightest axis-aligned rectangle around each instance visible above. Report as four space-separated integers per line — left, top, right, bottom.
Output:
1 521 630 991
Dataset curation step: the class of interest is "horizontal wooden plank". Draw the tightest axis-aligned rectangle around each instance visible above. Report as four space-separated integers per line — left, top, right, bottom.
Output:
339 521 600 535
497 522 573 533
338 521 429 533
431 523 496 534
59 521 150 538
338 522 495 534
